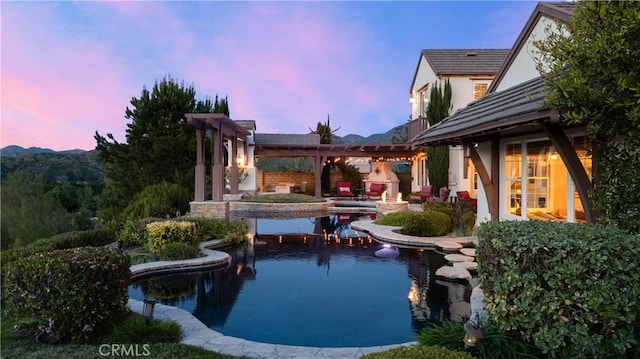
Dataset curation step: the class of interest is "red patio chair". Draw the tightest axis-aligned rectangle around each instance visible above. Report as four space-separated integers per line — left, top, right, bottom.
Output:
428 187 450 202
365 183 385 199
336 181 353 198
410 185 433 202
457 191 477 207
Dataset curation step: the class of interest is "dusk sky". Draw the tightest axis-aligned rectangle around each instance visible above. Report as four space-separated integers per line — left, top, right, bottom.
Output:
1 1 538 151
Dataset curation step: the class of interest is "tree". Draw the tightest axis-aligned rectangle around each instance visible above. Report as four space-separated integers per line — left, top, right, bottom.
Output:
309 114 339 144
535 1 640 232
94 76 224 221
426 80 452 192
1 171 68 248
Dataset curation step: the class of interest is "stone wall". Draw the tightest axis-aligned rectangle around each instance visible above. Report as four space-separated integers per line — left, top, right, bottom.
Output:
190 201 229 219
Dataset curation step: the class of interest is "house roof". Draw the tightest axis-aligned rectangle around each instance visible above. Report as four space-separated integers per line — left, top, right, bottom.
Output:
411 77 557 146
254 133 320 146
234 120 256 131
422 49 510 76
488 2 575 93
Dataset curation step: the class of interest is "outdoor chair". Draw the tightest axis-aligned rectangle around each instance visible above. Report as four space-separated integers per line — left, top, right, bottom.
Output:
428 187 450 202
336 181 354 199
456 191 477 207
409 185 433 202
365 183 385 199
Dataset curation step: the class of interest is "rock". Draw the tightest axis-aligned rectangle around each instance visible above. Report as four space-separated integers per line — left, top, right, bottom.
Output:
470 285 488 323
435 266 471 281
460 248 476 257
444 253 475 263
439 241 463 252
453 261 478 271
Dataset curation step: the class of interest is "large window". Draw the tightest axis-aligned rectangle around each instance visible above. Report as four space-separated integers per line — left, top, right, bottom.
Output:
504 138 591 222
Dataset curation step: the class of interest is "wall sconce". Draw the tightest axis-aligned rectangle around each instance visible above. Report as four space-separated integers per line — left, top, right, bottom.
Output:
143 297 157 324
463 321 484 347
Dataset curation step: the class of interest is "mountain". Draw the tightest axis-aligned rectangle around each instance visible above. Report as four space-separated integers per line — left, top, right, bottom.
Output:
1 145 85 157
1 149 103 183
333 124 407 145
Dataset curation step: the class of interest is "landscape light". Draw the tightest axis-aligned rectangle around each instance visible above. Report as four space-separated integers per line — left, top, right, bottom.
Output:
463 321 484 347
143 297 157 324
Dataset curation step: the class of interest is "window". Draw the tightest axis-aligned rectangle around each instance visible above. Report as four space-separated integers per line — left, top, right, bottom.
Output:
504 137 592 222
472 81 489 100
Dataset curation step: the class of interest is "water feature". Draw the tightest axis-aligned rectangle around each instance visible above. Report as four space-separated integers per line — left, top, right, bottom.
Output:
128 214 472 348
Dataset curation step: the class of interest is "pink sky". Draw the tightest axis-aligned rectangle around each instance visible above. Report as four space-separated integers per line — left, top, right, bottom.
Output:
1 1 537 151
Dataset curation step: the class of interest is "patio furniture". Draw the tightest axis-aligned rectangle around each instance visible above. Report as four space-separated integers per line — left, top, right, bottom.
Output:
409 185 433 202
365 183 385 199
428 187 450 202
336 181 354 199
456 191 477 207
275 183 295 193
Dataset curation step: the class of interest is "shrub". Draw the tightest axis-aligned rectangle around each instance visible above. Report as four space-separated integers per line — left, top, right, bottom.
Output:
3 247 130 343
123 182 190 221
109 314 182 344
31 228 117 250
477 220 640 358
422 201 453 216
375 211 452 237
417 321 466 351
146 221 197 255
179 216 247 241
157 242 202 261
401 210 452 237
451 201 476 236
470 323 542 359
118 218 164 248
360 345 473 359
222 232 249 246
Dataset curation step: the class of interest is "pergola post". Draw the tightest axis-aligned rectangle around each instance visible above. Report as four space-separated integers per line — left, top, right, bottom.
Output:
194 128 206 201
212 127 224 202
229 135 240 195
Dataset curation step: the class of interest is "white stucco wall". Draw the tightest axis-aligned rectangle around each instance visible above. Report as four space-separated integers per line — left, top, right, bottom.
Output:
496 15 560 92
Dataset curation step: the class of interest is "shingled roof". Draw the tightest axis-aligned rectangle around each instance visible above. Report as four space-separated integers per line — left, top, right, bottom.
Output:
412 76 552 146
422 49 510 76
254 133 320 146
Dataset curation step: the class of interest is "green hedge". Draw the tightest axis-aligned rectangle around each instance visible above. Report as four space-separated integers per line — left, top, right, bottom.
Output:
375 211 452 237
146 221 197 254
360 345 473 359
118 218 164 248
32 228 117 250
3 247 130 343
477 220 640 358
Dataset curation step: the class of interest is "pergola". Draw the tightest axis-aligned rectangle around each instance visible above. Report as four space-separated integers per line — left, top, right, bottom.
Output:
254 143 421 198
185 113 250 202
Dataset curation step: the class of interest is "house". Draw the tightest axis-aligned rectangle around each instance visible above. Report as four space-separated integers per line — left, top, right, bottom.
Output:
411 2 592 224
407 48 509 198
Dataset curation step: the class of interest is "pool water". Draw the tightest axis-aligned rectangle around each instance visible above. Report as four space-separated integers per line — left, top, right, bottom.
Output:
128 215 471 347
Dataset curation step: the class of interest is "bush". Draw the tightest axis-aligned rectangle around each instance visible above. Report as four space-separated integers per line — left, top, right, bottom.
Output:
422 201 453 216
417 321 466 351
360 345 473 359
118 218 164 248
451 201 476 236
375 211 452 237
146 221 197 255
222 232 249 246
31 228 116 250
179 216 247 241
3 247 130 343
401 210 452 237
157 242 202 261
470 323 542 359
109 314 182 344
477 220 640 358
123 182 190 221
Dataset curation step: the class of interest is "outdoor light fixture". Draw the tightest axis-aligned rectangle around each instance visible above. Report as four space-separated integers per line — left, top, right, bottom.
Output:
142 297 157 324
463 321 484 347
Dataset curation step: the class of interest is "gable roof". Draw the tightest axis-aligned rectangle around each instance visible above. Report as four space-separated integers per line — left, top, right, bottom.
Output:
412 77 555 146
409 49 509 93
487 2 575 93
422 49 510 76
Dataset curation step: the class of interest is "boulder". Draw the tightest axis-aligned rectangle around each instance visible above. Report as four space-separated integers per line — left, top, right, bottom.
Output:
435 266 471 281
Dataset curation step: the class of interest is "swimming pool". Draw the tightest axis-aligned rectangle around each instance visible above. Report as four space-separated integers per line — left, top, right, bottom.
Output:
128 215 472 347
